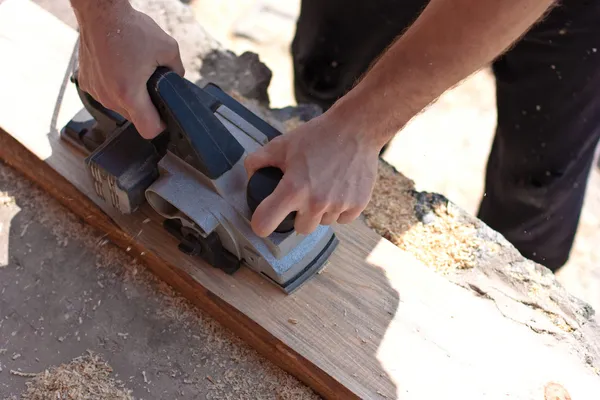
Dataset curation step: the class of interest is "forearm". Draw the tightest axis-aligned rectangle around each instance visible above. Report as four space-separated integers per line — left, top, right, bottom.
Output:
69 0 131 23
329 0 557 148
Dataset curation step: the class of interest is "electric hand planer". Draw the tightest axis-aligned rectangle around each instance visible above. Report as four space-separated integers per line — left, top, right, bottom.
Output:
60 66 339 294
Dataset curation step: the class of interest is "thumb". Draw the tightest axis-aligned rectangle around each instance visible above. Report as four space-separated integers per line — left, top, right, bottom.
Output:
163 53 185 77
244 140 284 178
127 89 165 139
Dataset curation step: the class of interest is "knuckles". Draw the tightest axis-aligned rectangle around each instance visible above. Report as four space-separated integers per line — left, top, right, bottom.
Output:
281 178 305 198
308 194 330 213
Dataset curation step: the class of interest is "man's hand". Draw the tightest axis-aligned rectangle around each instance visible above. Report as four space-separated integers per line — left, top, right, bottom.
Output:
70 0 184 139
244 112 382 238
245 0 557 237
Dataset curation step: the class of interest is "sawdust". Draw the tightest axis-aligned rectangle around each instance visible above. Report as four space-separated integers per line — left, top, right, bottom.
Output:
365 161 482 272
18 351 133 400
363 162 417 239
396 199 481 272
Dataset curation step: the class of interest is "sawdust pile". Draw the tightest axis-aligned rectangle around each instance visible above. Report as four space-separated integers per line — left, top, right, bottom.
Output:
19 351 133 400
365 162 482 272
394 198 481 272
362 162 418 238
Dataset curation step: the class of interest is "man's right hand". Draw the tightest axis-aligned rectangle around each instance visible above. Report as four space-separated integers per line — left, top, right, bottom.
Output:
70 0 185 139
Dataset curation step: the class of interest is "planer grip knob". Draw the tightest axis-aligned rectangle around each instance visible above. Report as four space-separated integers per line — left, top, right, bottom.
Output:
246 167 296 234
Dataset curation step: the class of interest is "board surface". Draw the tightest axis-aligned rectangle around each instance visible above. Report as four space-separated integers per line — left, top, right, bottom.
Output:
2 1 600 398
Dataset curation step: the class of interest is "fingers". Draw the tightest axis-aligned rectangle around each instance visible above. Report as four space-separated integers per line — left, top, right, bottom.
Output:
244 139 283 177
295 210 323 235
336 206 363 224
320 210 342 226
162 43 185 77
130 46 183 138
126 88 166 139
251 182 367 236
251 177 301 237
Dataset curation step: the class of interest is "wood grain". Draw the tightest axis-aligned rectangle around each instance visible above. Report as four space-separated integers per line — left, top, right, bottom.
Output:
2 1 600 399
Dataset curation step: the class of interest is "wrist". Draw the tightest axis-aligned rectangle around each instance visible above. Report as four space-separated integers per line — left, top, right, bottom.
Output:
325 76 414 152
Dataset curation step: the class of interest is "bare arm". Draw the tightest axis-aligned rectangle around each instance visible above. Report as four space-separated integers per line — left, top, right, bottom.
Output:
329 0 557 147
69 0 126 16
245 0 558 237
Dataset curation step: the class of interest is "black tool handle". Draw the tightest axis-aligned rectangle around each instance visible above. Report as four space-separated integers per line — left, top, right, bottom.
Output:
146 67 245 180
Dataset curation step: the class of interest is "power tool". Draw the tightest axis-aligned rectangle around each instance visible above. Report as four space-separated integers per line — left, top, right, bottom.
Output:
60 66 339 294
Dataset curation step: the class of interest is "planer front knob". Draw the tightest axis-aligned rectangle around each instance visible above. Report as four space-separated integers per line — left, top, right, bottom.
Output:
246 167 296 234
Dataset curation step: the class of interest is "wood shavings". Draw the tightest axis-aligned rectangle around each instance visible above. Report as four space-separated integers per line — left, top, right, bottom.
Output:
397 200 481 272
363 161 417 238
10 370 38 377
364 161 482 272
19 351 133 400
20 222 31 237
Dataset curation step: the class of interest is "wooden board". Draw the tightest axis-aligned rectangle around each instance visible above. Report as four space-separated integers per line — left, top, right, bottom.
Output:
2 0 600 398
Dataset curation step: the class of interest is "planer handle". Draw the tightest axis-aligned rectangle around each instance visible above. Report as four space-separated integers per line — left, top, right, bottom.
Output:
146 67 245 180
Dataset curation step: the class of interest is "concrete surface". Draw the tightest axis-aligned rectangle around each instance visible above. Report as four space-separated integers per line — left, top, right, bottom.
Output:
0 162 318 399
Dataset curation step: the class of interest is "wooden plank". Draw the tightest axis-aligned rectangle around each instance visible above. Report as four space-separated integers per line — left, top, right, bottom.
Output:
2 0 600 398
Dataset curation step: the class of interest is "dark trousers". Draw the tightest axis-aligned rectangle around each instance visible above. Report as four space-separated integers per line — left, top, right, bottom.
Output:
290 0 600 271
